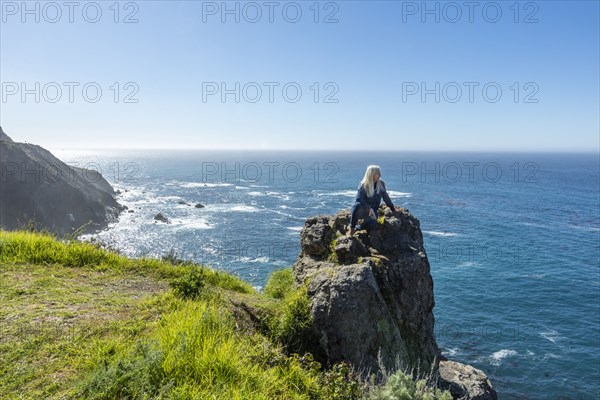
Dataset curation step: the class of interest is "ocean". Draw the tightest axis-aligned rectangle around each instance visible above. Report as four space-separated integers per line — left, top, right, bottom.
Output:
53 149 600 399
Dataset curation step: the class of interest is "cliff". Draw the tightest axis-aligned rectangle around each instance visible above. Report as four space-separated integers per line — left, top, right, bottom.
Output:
293 206 497 399
0 127 124 236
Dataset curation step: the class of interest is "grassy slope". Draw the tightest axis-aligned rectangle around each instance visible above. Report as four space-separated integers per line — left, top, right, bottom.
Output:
0 230 451 400
0 262 169 398
0 230 357 400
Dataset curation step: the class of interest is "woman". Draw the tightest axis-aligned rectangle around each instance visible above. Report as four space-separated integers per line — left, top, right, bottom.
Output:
348 165 396 235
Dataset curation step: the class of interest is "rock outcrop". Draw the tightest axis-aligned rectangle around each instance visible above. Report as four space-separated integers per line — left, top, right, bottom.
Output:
0 127 124 236
292 206 497 399
439 359 498 400
293 207 439 376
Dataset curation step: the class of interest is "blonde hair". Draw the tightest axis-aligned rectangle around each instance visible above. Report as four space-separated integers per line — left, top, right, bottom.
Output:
360 165 382 197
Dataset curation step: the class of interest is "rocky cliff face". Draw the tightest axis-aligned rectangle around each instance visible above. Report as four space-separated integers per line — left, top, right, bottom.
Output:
0 127 124 236
0 127 13 143
293 206 497 399
293 207 439 376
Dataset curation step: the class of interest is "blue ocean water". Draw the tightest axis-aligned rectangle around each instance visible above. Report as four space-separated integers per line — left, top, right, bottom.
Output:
53 149 600 399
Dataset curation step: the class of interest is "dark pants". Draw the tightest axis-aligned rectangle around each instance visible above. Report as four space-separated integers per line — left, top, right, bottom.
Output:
349 202 378 231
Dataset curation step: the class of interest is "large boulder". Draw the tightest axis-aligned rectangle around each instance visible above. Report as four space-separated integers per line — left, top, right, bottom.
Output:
0 127 124 236
292 207 497 399
293 207 439 377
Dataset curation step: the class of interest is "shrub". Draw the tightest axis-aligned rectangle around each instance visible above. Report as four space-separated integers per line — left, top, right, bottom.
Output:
366 369 452 400
264 268 294 299
321 362 364 400
169 266 206 299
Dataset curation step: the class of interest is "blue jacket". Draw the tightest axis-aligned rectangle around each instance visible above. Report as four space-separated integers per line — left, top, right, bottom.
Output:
355 179 395 214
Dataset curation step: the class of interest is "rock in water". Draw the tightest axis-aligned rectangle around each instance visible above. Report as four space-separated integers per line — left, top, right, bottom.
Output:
154 212 170 223
0 127 124 236
439 360 498 400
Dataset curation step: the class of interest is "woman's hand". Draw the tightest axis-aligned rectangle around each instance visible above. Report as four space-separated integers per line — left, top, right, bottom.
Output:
369 209 376 218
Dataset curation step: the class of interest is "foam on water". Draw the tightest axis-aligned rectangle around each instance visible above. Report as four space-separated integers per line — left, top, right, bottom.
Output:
230 205 261 212
424 231 459 237
178 181 234 188
540 330 563 345
459 261 480 267
387 191 413 198
170 218 213 230
442 348 460 357
489 349 518 366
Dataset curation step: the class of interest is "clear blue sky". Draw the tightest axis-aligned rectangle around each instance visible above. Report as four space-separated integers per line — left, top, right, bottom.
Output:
1 0 598 151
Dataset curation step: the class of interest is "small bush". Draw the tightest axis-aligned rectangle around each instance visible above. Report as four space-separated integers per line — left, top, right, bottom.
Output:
321 362 364 400
264 268 294 299
366 369 452 400
169 266 206 299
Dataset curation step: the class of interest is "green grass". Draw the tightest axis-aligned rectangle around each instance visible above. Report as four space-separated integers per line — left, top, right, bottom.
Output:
0 230 451 399
0 230 253 294
79 299 330 399
263 267 294 299
0 261 171 398
269 283 313 350
328 235 340 264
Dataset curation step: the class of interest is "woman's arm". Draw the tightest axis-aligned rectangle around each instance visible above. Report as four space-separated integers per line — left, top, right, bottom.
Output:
380 180 396 212
356 184 369 206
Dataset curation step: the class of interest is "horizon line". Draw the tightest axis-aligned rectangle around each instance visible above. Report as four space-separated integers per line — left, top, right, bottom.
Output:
46 147 600 154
